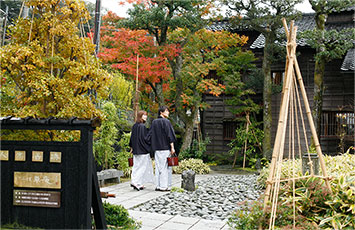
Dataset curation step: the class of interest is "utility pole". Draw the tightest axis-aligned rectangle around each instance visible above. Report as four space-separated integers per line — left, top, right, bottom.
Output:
93 0 101 55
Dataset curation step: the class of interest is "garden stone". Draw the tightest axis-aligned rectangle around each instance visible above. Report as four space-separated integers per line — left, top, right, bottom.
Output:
97 169 123 187
181 170 196 191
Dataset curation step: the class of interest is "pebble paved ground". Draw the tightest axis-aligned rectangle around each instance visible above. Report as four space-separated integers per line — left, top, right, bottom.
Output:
101 171 262 230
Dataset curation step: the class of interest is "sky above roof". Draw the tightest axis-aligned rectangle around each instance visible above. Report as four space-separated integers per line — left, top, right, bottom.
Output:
87 0 314 18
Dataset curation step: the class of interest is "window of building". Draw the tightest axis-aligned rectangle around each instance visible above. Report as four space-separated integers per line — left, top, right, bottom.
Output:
206 70 223 84
223 121 237 140
321 111 354 139
271 71 284 85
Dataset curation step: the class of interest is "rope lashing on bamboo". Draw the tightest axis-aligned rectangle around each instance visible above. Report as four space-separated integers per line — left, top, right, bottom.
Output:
270 175 332 184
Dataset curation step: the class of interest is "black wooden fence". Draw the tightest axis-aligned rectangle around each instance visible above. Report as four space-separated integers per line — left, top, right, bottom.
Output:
0 117 106 229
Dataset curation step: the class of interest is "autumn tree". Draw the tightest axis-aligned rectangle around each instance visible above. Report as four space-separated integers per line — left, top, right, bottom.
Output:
0 0 111 119
99 21 173 109
170 28 251 150
222 0 302 159
302 0 355 136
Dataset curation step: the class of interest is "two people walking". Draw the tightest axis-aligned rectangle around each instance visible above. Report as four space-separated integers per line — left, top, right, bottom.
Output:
129 106 176 192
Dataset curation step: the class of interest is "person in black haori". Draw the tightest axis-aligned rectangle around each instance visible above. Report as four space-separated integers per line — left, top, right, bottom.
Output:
146 106 176 191
129 110 154 191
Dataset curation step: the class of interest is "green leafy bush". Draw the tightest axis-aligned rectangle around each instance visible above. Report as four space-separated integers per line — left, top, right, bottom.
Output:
171 187 185 193
115 132 132 177
172 158 210 174
179 137 210 160
318 175 355 229
94 102 119 170
229 153 355 229
228 198 316 230
227 120 264 168
257 153 355 187
102 202 140 230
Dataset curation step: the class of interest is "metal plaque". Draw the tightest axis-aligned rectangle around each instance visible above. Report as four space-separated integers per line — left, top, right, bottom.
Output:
14 172 61 189
13 189 60 208
15 151 26 161
0 150 9 161
32 151 43 162
50 151 61 163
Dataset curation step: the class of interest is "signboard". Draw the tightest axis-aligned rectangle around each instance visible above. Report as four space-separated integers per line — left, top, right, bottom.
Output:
13 190 60 208
0 150 9 161
14 172 61 189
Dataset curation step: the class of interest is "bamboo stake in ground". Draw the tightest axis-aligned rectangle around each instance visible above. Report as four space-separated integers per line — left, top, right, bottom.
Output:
263 20 296 210
134 54 139 121
243 112 250 168
262 18 332 230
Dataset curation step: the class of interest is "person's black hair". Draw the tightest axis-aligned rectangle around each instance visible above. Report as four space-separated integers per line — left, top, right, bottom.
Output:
158 106 168 116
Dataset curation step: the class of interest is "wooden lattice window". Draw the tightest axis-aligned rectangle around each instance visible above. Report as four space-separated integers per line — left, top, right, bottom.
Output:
271 71 284 85
206 70 223 84
321 111 354 139
223 121 237 140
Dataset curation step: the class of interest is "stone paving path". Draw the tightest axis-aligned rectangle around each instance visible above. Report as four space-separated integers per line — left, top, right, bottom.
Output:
101 174 231 230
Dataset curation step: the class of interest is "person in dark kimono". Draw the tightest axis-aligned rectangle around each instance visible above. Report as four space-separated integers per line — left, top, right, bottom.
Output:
129 110 154 191
146 106 176 191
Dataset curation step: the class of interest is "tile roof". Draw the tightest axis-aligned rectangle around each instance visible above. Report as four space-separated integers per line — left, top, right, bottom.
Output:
205 19 251 32
341 48 355 71
250 13 316 49
250 13 354 49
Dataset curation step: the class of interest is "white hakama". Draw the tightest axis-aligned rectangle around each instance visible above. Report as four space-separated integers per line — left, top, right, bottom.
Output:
131 154 154 188
154 150 172 190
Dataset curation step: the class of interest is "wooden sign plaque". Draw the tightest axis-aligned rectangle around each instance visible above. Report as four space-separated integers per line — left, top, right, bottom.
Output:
13 190 60 208
14 172 61 189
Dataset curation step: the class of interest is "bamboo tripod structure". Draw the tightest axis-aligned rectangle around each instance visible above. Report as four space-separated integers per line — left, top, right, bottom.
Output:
262 19 332 229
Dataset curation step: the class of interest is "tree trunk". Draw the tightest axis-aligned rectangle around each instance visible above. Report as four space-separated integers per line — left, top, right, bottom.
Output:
312 13 326 138
180 108 198 152
155 82 164 106
262 36 274 160
313 58 325 137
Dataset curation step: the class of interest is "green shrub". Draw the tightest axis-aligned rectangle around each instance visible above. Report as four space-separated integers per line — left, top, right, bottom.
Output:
94 102 119 170
229 153 355 229
318 175 355 229
0 222 42 229
172 158 210 174
115 132 132 177
179 137 210 160
102 202 141 230
228 198 317 230
257 153 355 188
171 187 185 193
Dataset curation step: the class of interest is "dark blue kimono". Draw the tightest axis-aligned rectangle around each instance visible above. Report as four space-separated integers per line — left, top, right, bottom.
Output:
129 123 150 155
146 116 176 152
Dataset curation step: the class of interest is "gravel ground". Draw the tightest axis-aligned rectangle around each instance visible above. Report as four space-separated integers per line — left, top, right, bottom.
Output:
132 174 263 220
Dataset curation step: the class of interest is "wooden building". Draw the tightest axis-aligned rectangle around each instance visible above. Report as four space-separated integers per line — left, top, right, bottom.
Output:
202 9 354 162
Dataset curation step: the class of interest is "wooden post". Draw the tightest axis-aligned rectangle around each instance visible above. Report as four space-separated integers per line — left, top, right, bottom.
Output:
134 54 139 121
242 112 250 168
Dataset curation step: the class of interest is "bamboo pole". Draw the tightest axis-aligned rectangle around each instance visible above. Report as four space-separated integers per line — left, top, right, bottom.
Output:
293 57 331 190
134 54 139 121
243 112 250 168
269 26 297 229
263 22 296 210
